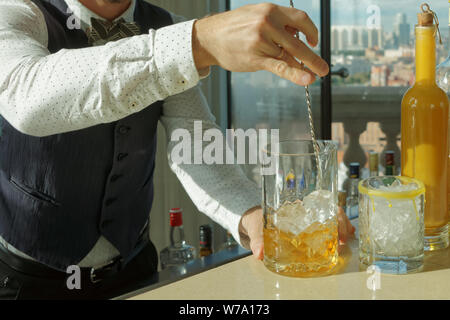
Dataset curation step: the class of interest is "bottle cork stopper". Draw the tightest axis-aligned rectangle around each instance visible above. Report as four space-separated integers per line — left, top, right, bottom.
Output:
418 4 434 26
417 3 442 44
418 13 433 26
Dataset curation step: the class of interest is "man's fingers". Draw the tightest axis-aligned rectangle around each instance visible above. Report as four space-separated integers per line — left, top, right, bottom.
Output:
257 5 327 76
266 24 328 77
347 214 356 235
337 207 348 245
281 52 316 83
276 7 318 47
339 205 356 236
261 27 319 85
262 53 316 86
292 40 329 77
250 238 264 260
285 25 297 36
247 223 264 260
259 36 285 59
243 208 264 260
283 37 328 77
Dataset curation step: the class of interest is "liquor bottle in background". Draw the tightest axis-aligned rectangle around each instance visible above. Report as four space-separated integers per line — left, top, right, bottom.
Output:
436 0 450 233
402 4 449 250
220 231 238 251
199 224 213 257
282 170 297 202
384 151 395 176
346 162 360 219
160 208 196 269
369 151 379 177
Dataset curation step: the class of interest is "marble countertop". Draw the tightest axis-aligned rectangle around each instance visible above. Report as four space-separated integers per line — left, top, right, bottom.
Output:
127 220 450 300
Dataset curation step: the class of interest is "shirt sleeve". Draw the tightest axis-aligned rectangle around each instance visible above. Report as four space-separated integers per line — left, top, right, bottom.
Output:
0 0 201 137
169 12 211 78
160 84 261 248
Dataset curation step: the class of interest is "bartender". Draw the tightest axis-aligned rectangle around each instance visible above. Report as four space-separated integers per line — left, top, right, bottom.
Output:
0 0 353 299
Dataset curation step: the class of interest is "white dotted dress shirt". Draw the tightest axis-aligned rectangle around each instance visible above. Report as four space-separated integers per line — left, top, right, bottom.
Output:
0 0 260 268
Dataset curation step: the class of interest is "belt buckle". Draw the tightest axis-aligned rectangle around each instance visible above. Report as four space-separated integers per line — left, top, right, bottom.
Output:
90 267 102 284
89 259 118 284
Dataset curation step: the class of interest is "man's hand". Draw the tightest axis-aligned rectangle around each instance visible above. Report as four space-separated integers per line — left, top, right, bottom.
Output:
337 206 356 246
239 206 264 260
240 205 355 260
192 3 329 86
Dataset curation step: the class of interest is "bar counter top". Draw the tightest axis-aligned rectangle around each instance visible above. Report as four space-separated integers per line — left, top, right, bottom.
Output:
125 220 450 300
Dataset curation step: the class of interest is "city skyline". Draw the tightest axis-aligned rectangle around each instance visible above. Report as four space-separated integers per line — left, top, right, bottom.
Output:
331 0 447 33
230 0 448 34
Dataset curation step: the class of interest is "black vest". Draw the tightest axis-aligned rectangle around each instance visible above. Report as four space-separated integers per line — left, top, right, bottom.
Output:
0 0 172 271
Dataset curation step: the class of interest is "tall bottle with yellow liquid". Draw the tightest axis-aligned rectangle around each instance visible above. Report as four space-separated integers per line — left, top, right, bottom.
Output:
402 4 449 251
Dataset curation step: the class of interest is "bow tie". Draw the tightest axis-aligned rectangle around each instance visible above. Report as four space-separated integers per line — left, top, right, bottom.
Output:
86 17 141 46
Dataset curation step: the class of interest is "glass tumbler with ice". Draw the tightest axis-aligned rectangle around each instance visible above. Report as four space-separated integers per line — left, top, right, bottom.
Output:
261 140 338 277
358 176 425 274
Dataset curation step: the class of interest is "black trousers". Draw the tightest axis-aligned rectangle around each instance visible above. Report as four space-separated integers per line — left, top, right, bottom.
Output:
0 241 159 300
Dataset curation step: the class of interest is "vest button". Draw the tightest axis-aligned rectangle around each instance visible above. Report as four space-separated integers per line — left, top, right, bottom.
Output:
117 153 128 161
118 126 130 134
105 198 116 206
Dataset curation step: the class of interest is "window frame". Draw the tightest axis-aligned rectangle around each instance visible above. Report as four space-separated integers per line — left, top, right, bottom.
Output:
225 0 332 139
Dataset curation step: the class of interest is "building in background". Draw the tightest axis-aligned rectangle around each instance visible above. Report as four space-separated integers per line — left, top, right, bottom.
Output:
394 13 411 47
331 25 384 52
332 26 370 52
368 27 383 49
388 62 415 86
370 65 390 86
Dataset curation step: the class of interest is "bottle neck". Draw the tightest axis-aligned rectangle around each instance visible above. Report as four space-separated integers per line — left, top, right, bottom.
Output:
225 233 236 247
369 162 378 175
200 237 211 249
349 178 359 196
170 225 186 247
415 25 437 85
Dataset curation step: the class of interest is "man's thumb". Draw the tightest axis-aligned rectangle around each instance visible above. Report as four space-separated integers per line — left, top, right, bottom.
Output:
249 236 264 260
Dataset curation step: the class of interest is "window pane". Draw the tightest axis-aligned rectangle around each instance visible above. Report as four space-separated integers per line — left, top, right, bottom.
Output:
230 0 322 185
331 0 448 189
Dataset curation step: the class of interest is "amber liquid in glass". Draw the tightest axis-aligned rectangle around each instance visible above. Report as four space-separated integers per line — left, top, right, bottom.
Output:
401 25 449 250
263 215 338 277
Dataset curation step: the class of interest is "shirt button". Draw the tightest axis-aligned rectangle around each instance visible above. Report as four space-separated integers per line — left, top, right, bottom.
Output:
110 174 121 182
105 198 116 206
118 126 130 134
117 153 128 161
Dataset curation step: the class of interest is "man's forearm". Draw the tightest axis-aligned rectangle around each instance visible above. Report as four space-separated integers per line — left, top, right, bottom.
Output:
0 1 201 137
192 19 216 73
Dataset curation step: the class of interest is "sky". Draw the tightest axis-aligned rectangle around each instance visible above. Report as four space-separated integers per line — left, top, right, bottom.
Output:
230 0 448 33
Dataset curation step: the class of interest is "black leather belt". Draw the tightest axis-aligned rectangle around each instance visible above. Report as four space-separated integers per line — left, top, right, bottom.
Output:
0 224 149 284
88 256 124 284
